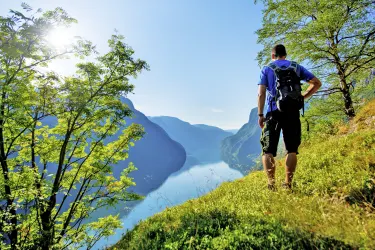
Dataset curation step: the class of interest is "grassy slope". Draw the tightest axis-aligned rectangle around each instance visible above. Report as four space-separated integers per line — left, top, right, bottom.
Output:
112 100 375 250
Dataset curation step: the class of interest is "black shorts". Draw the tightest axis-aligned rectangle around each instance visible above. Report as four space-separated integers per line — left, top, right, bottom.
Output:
260 110 301 157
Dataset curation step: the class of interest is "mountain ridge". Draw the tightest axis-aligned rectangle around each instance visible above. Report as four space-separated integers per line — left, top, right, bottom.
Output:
120 98 187 195
149 116 232 164
220 107 262 174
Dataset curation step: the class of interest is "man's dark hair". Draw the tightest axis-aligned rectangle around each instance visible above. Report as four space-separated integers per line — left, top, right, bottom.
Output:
272 44 287 58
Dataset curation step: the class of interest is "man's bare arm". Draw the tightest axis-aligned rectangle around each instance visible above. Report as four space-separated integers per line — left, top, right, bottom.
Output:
258 85 266 115
303 77 322 100
257 85 267 128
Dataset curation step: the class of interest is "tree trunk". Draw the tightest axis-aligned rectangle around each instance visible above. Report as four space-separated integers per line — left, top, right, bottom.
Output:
0 90 17 248
339 77 355 118
39 206 54 250
342 88 355 118
39 228 53 250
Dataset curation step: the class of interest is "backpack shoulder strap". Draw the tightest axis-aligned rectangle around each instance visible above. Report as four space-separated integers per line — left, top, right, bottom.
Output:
265 63 277 98
289 61 298 72
267 62 278 72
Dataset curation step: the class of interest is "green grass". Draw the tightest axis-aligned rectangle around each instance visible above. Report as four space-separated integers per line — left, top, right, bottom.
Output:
111 100 375 250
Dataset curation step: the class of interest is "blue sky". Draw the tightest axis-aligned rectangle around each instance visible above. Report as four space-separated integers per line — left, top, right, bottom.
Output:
0 0 265 129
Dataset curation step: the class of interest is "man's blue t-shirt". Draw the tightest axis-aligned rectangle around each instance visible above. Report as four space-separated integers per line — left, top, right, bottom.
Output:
258 59 315 113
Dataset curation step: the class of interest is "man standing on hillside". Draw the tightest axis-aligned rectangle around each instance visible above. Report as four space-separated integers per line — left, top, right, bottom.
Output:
257 44 321 190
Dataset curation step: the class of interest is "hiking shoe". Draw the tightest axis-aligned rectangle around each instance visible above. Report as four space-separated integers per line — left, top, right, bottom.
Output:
268 183 276 191
281 182 292 190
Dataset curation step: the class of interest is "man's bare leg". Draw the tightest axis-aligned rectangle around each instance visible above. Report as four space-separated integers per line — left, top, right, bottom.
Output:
262 153 276 187
285 153 297 187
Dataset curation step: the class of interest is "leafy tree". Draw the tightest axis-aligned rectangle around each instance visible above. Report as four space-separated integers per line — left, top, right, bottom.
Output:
301 67 375 140
256 0 375 118
0 4 149 249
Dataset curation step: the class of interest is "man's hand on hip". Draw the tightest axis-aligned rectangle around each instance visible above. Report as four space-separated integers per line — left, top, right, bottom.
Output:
258 116 265 129
303 77 322 99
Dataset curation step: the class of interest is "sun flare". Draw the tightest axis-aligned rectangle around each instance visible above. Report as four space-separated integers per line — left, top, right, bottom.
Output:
46 28 74 48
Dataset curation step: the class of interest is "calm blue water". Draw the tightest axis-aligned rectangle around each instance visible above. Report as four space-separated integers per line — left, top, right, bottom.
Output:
94 161 243 249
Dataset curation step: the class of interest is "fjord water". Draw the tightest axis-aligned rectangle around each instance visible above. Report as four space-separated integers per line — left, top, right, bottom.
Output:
94 161 243 249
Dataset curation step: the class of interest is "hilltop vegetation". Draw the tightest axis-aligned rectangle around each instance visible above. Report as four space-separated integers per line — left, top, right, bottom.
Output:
112 99 375 249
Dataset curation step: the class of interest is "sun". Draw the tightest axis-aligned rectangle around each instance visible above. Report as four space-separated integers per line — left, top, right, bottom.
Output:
46 27 74 48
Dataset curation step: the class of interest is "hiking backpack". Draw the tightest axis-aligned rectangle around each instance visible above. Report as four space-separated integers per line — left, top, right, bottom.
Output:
268 61 304 113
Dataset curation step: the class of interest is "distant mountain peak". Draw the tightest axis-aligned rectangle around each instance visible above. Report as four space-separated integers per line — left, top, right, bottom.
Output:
149 116 232 163
149 116 192 127
225 129 239 134
249 107 258 124
150 115 187 122
193 124 228 132
221 106 262 175
120 96 135 110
